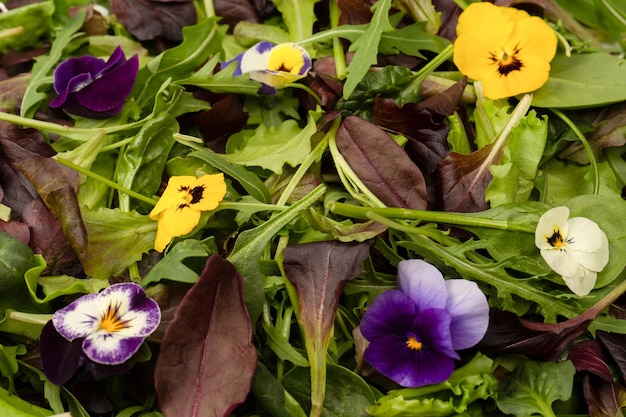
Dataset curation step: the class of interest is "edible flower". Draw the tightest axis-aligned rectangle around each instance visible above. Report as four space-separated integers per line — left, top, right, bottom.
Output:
359 260 489 387
453 2 557 100
149 174 227 252
535 206 609 296
40 283 161 384
224 41 312 94
50 45 139 118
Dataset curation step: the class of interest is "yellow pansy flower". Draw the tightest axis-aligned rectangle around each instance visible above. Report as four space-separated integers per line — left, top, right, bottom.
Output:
453 2 557 99
149 174 227 252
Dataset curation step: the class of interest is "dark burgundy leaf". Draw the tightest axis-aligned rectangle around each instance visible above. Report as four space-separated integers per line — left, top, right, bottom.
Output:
337 0 375 25
568 340 614 381
39 321 85 385
213 0 262 29
372 96 449 174
336 116 428 209
477 309 593 361
433 0 462 41
420 77 467 116
598 331 626 384
110 0 197 41
194 94 246 153
155 255 257 417
0 220 30 245
436 144 498 212
583 374 626 417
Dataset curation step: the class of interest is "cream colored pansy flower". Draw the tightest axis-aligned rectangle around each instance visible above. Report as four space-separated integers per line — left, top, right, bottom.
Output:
535 206 609 296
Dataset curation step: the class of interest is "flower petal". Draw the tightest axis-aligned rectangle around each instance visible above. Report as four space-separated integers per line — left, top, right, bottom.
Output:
540 247 581 277
397 260 447 312
188 173 227 212
535 206 570 250
360 290 417 341
567 217 607 253
562 267 597 296
82 333 145 365
154 205 202 252
444 279 489 350
239 41 274 73
52 55 105 94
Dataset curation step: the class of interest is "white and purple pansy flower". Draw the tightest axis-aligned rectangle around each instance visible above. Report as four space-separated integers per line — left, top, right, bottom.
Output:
50 45 139 118
40 282 161 387
359 259 489 388
224 41 312 94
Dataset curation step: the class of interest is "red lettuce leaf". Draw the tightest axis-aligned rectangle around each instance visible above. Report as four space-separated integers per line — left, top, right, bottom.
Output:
213 0 263 29
597 331 626 384
283 240 372 342
567 340 614 381
193 94 247 153
110 0 197 41
436 143 498 212
477 309 593 361
155 254 257 417
336 116 427 209
583 374 626 417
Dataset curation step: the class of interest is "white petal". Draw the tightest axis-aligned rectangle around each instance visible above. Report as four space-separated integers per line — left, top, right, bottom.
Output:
562 267 597 296
240 42 272 73
540 247 580 277
397 260 447 311
535 206 570 250
567 217 606 252
53 294 121 341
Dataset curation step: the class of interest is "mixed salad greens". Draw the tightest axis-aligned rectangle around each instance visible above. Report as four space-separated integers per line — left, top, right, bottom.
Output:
1 0 626 416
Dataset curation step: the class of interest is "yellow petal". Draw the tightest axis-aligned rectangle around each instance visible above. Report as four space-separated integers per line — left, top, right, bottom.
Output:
188 173 227 211
153 205 201 253
481 54 551 99
149 176 199 220
267 43 308 74
511 16 557 62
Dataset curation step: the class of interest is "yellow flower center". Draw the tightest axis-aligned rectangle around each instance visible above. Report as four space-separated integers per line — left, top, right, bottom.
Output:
99 301 130 333
406 336 423 351
176 185 205 210
546 228 567 250
268 44 305 74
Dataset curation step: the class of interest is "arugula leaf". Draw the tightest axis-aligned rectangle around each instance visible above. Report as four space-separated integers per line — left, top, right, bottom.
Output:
497 360 575 417
141 239 214 286
343 0 394 99
20 8 87 119
175 57 261 96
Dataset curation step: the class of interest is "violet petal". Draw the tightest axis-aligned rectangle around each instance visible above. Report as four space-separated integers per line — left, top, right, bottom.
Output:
445 279 490 350
397 260 447 312
49 73 93 108
52 55 105 94
360 290 417 341
82 334 145 365
39 321 85 385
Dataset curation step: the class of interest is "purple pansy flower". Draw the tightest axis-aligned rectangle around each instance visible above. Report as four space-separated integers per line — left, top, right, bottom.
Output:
359 260 489 388
40 283 160 385
50 45 139 118
223 41 312 94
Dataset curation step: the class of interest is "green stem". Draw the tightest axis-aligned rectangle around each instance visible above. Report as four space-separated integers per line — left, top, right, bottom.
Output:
0 111 149 141
551 108 599 195
410 44 454 86
56 158 159 207
217 201 287 212
329 0 347 79
327 201 536 233
203 0 215 18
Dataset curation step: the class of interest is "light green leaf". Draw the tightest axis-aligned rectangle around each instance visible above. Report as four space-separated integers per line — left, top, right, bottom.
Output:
175 56 261 96
532 52 626 109
0 384 53 416
82 208 156 279
486 111 549 206
271 0 321 41
222 114 316 174
378 21 450 58
0 1 53 53
343 0 394 99
497 360 575 417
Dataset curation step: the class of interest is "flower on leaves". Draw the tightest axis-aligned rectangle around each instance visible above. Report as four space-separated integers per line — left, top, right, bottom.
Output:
50 45 139 118
359 260 489 388
453 2 557 100
40 283 160 385
224 41 312 94
535 206 609 296
149 173 227 252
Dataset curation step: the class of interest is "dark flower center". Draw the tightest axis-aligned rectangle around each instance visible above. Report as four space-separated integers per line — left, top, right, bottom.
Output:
176 185 206 210
547 228 568 250
490 46 524 76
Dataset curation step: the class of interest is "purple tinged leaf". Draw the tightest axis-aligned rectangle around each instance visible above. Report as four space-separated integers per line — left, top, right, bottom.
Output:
336 116 428 210
567 340 614 381
583 374 626 417
39 321 85 385
597 331 626 384
155 255 257 417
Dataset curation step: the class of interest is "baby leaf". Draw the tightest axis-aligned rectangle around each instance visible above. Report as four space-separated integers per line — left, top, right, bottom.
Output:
155 254 257 417
336 116 428 210
271 0 321 41
497 360 576 417
283 239 372 417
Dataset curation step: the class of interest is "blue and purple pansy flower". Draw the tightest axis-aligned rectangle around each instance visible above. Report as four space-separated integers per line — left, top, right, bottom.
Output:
223 41 312 95
40 283 161 385
359 259 489 388
50 45 139 118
